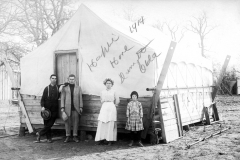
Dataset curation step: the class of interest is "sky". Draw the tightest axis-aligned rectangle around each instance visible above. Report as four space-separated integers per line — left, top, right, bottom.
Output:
73 0 240 71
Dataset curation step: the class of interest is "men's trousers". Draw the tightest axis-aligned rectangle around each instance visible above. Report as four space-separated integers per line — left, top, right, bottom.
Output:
64 111 79 136
39 116 56 139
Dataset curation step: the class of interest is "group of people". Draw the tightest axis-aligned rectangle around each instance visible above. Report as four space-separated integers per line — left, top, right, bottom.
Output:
36 74 144 147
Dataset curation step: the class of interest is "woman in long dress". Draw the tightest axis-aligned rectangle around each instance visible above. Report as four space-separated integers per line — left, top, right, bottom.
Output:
95 78 119 145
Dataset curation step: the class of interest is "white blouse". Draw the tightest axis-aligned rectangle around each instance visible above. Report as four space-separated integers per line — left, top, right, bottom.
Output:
101 89 119 105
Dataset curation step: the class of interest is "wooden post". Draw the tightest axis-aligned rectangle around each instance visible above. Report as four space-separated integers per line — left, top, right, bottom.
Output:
173 94 183 137
142 41 177 139
157 100 166 143
183 125 190 131
19 126 25 137
212 55 231 101
212 103 219 121
203 107 210 125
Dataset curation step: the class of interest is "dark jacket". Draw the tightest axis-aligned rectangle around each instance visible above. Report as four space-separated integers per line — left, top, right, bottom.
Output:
41 84 60 117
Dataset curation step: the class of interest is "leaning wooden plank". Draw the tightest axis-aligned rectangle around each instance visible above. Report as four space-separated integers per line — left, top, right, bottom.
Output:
18 94 34 133
212 55 231 101
142 41 177 139
173 95 183 137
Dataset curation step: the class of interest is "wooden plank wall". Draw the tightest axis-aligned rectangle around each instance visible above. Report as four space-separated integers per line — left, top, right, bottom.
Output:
20 94 152 131
20 87 212 139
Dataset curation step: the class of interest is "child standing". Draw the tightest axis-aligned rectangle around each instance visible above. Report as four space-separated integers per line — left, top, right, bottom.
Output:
125 91 144 147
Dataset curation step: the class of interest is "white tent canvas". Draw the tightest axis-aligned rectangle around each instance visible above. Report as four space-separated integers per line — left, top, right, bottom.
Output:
20 4 172 97
20 4 213 98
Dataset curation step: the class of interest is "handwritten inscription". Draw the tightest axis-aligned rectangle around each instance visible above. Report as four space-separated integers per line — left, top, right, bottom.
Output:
110 45 134 68
119 39 161 84
119 72 128 84
136 39 153 60
129 16 145 33
87 34 119 71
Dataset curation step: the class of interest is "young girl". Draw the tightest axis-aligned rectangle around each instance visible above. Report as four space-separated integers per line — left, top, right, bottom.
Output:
125 91 144 147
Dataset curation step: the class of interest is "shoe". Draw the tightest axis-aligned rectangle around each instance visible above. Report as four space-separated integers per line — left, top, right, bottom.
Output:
34 132 41 143
128 140 133 147
64 136 70 143
95 140 104 145
47 139 53 143
73 136 79 143
138 141 144 147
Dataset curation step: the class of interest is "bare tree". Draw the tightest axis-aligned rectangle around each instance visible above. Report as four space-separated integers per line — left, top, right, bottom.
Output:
185 11 217 57
0 1 24 67
0 42 29 68
12 0 75 46
152 20 186 43
165 21 186 43
0 0 18 37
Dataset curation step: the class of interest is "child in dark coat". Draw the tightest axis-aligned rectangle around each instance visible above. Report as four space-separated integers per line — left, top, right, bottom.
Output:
125 91 144 147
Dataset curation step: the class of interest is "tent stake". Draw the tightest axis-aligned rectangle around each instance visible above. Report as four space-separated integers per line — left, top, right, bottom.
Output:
186 126 231 149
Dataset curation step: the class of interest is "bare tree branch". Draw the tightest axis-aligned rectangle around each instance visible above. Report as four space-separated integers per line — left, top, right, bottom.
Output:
11 0 75 46
165 21 185 43
185 11 217 57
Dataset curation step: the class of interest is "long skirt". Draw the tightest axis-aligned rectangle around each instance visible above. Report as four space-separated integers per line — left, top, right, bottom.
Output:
95 121 117 141
95 102 117 141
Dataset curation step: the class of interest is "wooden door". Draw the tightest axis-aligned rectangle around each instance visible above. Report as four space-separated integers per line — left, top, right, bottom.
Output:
56 53 78 85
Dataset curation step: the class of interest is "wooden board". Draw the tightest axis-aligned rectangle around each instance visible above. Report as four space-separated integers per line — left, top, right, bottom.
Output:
158 95 183 143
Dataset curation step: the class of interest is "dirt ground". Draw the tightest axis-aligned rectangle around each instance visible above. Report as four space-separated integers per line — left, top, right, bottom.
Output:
1 95 240 160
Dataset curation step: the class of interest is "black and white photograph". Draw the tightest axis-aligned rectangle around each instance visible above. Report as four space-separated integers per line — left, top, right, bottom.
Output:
0 0 240 159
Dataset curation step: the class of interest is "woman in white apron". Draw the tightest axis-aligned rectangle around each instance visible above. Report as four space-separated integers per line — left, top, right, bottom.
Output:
95 78 119 145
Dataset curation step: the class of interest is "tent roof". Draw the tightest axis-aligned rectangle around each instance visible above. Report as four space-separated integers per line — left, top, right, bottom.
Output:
20 4 212 97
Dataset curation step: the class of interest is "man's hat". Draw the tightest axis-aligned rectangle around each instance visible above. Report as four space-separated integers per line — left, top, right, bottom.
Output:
41 109 51 120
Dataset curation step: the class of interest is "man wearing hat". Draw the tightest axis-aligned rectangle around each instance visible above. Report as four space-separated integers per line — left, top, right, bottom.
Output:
61 74 83 143
35 74 63 143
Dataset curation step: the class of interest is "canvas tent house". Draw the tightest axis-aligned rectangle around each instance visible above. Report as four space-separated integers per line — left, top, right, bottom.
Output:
19 4 213 143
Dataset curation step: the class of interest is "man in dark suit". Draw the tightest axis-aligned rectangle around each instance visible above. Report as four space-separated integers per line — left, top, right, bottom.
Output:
61 74 83 143
35 74 63 143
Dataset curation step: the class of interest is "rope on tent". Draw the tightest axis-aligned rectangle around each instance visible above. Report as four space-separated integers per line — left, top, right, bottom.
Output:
193 67 213 131
185 65 203 119
176 66 201 127
168 67 195 128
